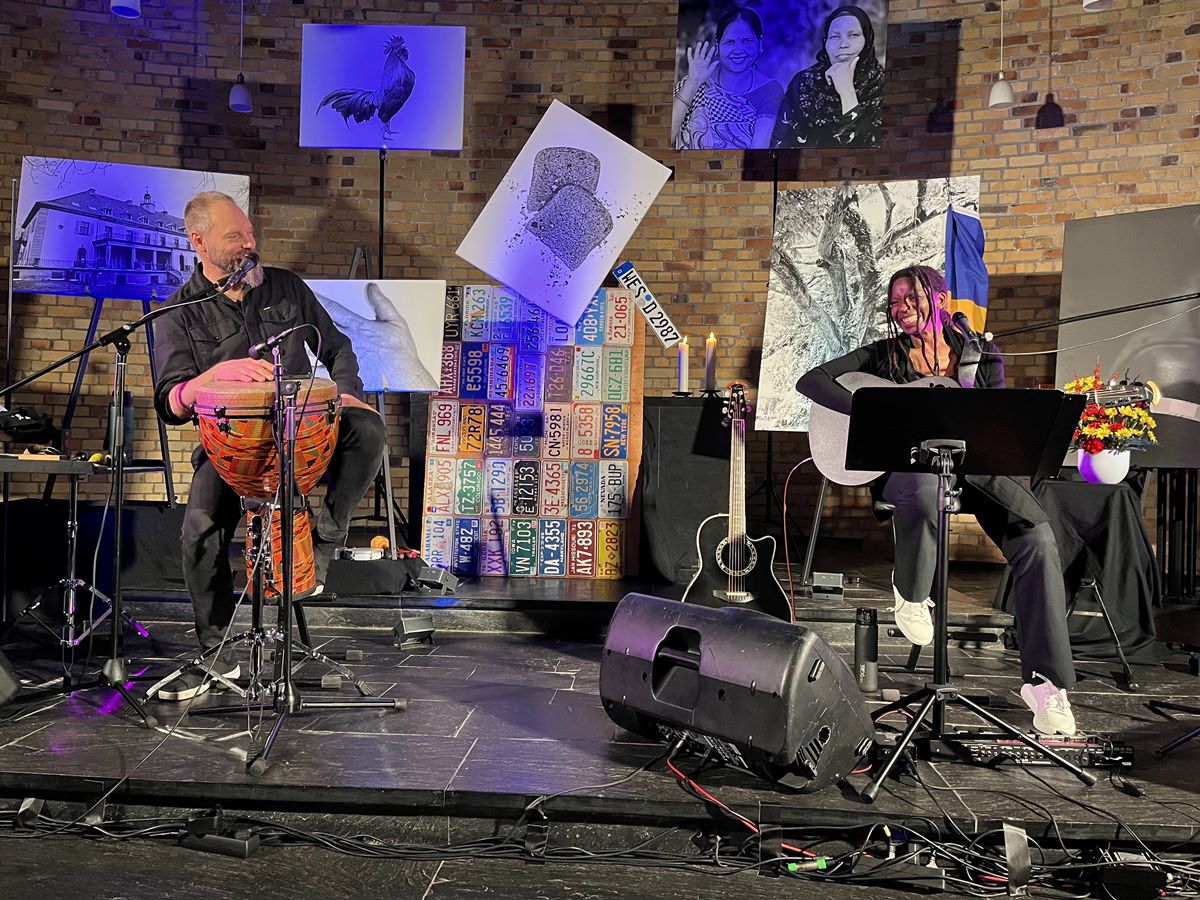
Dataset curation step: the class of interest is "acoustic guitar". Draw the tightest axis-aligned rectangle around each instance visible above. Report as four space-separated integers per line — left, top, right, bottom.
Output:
682 384 792 622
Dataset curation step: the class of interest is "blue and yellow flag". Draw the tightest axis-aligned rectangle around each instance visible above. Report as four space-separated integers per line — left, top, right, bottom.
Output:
944 206 989 333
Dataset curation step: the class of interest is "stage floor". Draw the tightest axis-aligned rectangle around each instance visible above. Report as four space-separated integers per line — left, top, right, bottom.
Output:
3 555 1200 896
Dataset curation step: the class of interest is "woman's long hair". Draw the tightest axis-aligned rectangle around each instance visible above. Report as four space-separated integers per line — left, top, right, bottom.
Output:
814 5 884 87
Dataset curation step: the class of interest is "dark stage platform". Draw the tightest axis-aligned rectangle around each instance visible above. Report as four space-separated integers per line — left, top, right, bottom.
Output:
3 566 1200 896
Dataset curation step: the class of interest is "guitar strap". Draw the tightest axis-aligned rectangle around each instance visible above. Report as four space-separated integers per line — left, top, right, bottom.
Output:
957 340 982 389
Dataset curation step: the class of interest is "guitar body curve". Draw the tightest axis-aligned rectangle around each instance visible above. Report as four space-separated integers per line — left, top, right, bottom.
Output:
809 372 959 486
682 514 792 622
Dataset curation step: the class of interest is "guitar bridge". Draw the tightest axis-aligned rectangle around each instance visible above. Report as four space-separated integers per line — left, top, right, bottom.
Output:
713 590 755 604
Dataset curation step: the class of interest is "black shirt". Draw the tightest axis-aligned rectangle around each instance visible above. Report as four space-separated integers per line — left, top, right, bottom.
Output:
796 325 1005 415
152 264 365 426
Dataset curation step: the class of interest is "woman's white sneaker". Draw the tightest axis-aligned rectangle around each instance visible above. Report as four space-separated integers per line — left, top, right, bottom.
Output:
1020 674 1076 736
891 585 934 646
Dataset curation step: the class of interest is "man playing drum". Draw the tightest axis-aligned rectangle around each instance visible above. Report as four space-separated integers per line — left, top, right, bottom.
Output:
152 191 385 701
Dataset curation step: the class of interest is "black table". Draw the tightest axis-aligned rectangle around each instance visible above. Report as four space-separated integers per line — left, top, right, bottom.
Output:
997 470 1160 665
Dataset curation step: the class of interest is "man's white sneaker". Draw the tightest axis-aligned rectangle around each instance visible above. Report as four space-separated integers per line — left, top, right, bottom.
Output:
1020 675 1077 736
891 586 934 647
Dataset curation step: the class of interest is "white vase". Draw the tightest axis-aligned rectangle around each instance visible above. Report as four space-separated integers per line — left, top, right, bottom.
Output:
1078 448 1130 485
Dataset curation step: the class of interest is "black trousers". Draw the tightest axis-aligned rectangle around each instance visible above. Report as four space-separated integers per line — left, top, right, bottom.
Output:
180 407 386 650
881 471 1077 690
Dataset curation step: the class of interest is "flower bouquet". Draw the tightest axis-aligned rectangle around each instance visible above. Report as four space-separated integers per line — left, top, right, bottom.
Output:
1063 364 1158 484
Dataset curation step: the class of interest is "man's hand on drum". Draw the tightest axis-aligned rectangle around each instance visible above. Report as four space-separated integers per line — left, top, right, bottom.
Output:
204 358 275 384
340 394 377 414
170 358 276 416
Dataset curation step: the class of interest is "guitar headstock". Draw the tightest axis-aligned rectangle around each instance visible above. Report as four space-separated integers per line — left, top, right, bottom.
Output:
722 382 749 426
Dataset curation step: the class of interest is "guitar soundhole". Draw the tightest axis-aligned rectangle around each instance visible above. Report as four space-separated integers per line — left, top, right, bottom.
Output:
715 537 757 577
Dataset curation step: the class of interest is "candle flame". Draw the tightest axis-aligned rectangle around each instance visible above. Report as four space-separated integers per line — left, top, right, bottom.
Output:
682 336 688 345
709 332 715 340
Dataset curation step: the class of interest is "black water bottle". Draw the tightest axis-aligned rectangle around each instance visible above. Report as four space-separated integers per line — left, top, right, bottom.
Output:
854 607 878 692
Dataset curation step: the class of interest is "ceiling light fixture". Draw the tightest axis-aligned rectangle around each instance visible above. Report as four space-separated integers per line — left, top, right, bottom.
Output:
228 0 253 113
988 0 1014 110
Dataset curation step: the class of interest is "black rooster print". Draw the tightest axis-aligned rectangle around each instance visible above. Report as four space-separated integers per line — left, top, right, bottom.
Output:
318 35 416 139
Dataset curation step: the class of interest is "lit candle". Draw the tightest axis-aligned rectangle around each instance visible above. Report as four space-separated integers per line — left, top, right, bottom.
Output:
704 333 717 392
677 337 689 393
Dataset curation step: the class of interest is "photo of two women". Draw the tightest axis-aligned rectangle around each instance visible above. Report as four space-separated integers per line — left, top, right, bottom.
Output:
671 0 888 151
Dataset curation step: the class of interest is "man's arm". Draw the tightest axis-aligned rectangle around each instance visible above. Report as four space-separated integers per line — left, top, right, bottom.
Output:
152 301 200 426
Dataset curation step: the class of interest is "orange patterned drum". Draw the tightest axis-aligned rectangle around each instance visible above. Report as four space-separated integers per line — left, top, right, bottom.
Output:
194 378 340 499
194 378 340 599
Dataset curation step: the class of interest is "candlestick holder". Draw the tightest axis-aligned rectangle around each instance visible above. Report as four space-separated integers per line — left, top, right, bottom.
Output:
672 390 693 397
700 388 720 398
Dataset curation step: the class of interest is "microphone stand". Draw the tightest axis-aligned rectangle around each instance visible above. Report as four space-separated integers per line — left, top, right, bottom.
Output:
988 289 1200 341
0 281 236 725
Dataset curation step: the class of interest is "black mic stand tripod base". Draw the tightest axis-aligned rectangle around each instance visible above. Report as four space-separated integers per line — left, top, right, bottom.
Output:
177 356 404 775
839 387 1096 802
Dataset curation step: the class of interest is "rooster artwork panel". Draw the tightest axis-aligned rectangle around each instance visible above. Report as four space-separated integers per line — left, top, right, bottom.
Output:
457 101 671 327
300 24 465 151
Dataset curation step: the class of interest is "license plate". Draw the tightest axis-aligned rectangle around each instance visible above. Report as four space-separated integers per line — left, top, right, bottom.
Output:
569 460 599 519
452 517 481 574
428 398 459 456
571 403 601 460
457 403 486 455
568 519 597 577
596 519 624 578
455 458 483 516
443 285 463 341
424 455 456 514
574 289 606 346
487 342 515 401
602 347 630 402
572 347 601 402
489 286 519 344
599 459 627 518
605 288 634 345
436 340 461 396
517 297 548 355
514 352 545 413
600 403 629 459
548 313 575 346
458 343 488 399
509 517 538 575
545 345 574 403
485 402 514 458
485 458 512 516
512 459 540 516
463 285 491 342
422 515 455 570
538 517 567 576
480 515 508 576
542 402 571 460
512 412 541 458
539 459 570 517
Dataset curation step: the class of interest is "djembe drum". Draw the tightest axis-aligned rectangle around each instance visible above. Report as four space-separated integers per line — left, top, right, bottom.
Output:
193 378 340 600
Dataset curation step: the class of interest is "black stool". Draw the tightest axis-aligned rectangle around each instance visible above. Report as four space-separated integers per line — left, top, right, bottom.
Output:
1068 577 1138 689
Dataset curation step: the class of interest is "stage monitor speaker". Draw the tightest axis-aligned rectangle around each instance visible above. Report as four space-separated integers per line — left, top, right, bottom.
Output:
600 593 874 793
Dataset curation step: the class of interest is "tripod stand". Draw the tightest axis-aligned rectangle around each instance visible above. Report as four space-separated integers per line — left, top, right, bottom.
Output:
841 385 1098 802
177 355 403 775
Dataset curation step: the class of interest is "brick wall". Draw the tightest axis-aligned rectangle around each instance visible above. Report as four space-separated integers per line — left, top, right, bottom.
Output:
0 0 1196 559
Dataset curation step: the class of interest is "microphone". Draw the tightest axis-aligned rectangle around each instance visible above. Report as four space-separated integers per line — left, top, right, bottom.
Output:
217 251 260 290
249 324 305 360
952 311 984 352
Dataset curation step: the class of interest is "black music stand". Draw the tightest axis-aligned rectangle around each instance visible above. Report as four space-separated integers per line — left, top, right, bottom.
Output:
845 385 1097 801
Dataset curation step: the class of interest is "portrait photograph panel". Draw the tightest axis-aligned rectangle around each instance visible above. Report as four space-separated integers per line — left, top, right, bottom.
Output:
13 156 250 302
671 0 888 151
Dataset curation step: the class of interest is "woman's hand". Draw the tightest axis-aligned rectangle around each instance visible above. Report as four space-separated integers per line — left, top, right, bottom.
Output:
684 41 719 91
825 57 860 113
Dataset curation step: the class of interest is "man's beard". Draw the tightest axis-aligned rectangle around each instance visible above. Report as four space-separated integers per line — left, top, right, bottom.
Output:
213 248 264 289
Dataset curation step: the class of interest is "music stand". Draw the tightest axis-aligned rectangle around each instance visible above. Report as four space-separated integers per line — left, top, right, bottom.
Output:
844 386 1096 801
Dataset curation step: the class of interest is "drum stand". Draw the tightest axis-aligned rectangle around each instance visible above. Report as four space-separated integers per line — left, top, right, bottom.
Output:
177 354 404 775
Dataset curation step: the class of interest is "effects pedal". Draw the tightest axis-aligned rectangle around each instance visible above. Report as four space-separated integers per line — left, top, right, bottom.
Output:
911 732 1134 768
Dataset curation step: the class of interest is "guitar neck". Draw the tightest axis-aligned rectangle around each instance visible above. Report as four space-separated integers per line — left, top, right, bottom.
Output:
729 419 745 541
